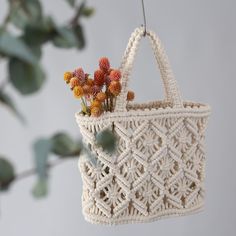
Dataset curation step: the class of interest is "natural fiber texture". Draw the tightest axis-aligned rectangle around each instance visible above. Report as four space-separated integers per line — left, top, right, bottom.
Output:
75 27 211 225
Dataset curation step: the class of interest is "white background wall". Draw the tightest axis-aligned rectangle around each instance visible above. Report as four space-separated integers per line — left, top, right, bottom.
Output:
0 0 235 235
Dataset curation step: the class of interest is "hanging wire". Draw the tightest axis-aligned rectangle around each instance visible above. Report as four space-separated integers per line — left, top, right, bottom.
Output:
141 0 147 36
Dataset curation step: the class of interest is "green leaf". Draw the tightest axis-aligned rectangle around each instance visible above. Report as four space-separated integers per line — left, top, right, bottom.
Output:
51 132 82 157
32 178 48 198
22 17 55 47
0 157 15 191
52 26 78 48
0 31 38 65
0 90 25 123
27 45 42 59
96 129 117 153
81 7 95 17
9 58 45 95
76 2 94 18
65 0 76 7
33 138 52 179
82 147 97 166
73 24 86 49
9 0 43 30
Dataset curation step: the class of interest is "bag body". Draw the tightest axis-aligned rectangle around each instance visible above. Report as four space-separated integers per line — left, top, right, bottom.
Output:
76 27 211 225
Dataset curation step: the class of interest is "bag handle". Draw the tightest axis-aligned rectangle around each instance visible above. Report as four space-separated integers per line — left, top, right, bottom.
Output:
114 27 183 112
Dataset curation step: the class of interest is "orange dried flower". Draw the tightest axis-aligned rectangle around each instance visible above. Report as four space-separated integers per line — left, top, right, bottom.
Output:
64 71 73 83
86 78 94 86
94 69 105 86
127 91 135 101
99 57 110 72
96 92 107 102
91 106 102 117
74 68 85 82
109 69 121 81
70 77 80 89
73 85 83 98
109 81 121 96
82 84 91 95
91 100 102 109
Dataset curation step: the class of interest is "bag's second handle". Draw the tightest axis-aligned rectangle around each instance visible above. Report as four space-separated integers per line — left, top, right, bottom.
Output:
114 27 183 112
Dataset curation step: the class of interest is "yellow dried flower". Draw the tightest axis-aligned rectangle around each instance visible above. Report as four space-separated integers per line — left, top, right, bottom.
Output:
127 91 135 101
91 106 102 117
64 71 73 83
73 86 84 98
96 92 107 102
70 77 80 90
91 100 102 109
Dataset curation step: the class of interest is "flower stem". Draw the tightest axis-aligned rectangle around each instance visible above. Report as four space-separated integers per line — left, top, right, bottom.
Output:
81 97 88 113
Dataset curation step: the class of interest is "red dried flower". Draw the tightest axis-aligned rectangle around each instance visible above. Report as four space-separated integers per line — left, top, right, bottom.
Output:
94 69 105 86
99 57 110 72
91 85 102 95
109 69 121 81
74 68 85 82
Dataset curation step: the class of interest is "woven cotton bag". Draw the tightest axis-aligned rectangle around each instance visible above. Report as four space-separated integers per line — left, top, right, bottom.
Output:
75 27 211 225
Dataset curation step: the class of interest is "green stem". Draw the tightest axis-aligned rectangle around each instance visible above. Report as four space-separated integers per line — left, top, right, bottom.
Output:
70 0 87 27
81 97 88 113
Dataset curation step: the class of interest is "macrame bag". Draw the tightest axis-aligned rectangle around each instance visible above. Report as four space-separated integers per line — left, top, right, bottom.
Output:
76 27 211 225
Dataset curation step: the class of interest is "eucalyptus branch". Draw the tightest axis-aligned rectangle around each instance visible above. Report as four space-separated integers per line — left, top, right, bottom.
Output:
70 0 87 27
15 158 72 182
1 0 30 30
1 9 11 30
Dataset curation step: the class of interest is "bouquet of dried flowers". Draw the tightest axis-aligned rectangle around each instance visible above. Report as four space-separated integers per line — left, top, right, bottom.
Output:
64 57 135 117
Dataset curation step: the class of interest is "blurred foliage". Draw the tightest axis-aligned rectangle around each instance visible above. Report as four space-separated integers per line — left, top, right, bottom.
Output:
0 90 25 122
96 129 117 153
32 129 115 198
32 134 79 198
0 0 94 98
0 0 100 199
0 157 15 191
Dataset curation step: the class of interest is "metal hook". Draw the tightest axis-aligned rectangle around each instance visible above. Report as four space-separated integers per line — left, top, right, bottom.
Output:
141 0 147 36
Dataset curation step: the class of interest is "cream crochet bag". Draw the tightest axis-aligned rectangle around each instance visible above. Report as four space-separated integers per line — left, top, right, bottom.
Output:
76 27 211 225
